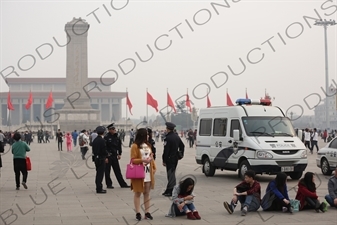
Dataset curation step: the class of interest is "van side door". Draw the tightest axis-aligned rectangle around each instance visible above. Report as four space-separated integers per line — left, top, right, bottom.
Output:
210 118 230 160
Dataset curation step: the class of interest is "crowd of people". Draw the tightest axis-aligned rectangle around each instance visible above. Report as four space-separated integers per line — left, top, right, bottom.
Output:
1 123 337 222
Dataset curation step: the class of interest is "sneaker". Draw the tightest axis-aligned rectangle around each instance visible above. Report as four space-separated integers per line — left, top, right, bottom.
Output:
223 201 233 214
289 206 294 213
241 206 247 216
16 187 19 190
193 211 201 220
144 212 153 220
282 207 287 212
22 182 27 189
136 213 141 221
319 202 328 212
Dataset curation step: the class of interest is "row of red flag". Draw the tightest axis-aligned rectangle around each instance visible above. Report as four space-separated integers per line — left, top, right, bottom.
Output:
7 91 53 111
6 89 249 113
125 89 249 115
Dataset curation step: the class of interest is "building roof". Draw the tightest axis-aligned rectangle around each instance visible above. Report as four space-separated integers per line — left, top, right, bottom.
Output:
0 91 126 99
5 77 115 84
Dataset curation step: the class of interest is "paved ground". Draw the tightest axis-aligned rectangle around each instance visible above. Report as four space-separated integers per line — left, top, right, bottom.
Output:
0 137 336 225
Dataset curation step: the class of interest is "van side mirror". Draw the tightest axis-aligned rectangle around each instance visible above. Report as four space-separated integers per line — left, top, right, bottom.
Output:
297 130 302 139
233 129 240 141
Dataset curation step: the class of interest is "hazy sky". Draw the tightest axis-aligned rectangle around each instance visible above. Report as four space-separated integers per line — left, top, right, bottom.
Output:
0 0 336 119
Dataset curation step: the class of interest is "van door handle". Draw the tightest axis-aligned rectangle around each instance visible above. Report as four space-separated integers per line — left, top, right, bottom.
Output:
228 140 232 144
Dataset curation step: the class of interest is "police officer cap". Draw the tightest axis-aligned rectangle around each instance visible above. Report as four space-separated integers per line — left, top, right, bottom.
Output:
165 122 176 130
95 126 105 133
107 123 115 130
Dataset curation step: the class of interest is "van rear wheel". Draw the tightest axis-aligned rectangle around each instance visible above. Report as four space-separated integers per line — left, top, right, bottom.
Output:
238 160 251 179
203 157 215 177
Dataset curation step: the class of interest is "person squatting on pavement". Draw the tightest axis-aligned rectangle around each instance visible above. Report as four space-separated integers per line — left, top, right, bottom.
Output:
162 122 185 197
261 172 293 213
325 168 337 208
130 128 156 221
92 126 109 194
166 177 201 220
295 172 327 212
223 170 261 216
104 123 130 188
12 132 30 190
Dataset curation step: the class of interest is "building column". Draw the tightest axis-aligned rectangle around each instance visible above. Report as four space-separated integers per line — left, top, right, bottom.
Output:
40 100 44 124
19 99 23 124
99 99 102 122
110 98 113 121
119 98 122 121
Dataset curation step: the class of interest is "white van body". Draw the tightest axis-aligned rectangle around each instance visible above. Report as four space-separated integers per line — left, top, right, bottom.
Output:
195 103 307 180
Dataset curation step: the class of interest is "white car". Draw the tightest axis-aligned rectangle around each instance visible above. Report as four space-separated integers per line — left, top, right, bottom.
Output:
316 138 337 175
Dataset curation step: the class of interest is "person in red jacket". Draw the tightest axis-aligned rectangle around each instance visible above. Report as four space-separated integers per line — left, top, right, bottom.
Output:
295 172 327 212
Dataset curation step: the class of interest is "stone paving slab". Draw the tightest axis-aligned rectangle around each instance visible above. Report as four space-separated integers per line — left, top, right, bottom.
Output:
1 138 337 225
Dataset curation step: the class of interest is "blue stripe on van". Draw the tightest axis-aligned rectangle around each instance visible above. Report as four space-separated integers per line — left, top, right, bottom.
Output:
195 144 211 147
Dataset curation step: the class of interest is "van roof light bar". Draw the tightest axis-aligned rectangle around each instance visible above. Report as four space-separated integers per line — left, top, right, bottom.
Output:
236 98 271 106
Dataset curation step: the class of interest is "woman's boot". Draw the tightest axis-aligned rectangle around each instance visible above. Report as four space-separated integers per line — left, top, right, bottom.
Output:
186 212 196 220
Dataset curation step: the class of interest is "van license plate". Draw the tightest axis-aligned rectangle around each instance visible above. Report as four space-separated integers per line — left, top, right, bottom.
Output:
281 166 294 172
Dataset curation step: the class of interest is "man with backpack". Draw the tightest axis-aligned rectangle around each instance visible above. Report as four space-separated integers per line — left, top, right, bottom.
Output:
79 130 90 160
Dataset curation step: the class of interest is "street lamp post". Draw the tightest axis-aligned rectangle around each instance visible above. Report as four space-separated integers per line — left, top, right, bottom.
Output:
314 19 336 130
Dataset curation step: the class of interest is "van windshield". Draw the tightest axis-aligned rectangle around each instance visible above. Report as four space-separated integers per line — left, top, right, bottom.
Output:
242 116 295 137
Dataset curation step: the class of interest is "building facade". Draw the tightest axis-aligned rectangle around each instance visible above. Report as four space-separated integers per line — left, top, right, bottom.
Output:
314 85 337 130
0 78 125 128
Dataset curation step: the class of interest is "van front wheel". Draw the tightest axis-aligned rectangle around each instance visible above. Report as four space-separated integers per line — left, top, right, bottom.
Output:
238 160 251 179
203 157 215 177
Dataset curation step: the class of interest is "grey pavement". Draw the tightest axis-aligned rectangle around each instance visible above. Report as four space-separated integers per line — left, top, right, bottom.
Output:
0 138 336 225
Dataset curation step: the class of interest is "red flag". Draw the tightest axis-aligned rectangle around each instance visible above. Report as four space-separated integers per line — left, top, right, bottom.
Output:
227 92 234 106
25 91 33 110
167 93 176 113
46 91 53 109
7 92 15 110
126 92 133 115
147 92 158 112
186 93 192 112
207 95 211 108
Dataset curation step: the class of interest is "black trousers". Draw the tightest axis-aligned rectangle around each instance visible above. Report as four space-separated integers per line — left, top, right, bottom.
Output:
129 139 133 147
81 147 88 159
58 141 63 151
13 158 27 188
310 141 319 151
265 198 291 211
303 197 320 210
95 159 106 191
105 155 128 187
164 162 178 194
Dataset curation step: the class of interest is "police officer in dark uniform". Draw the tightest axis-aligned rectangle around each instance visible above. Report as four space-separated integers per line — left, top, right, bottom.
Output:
162 122 185 197
92 126 109 194
104 123 130 188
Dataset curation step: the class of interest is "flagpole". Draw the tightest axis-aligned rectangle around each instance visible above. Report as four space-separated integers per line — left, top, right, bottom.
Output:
126 88 128 131
187 88 189 130
226 88 228 105
146 88 148 124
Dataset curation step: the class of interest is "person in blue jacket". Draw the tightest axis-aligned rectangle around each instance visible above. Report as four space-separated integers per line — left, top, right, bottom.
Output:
262 172 293 213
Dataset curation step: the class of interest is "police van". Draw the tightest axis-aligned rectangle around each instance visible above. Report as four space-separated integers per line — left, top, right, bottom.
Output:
195 98 307 180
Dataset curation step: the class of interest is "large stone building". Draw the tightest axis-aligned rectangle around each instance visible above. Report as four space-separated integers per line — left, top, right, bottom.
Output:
0 77 126 130
314 85 337 129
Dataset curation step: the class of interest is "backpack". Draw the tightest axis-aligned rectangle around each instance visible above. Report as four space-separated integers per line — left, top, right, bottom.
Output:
79 134 85 147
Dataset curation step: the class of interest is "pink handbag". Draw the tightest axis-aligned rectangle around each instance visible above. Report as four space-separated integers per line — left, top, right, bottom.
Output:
126 160 145 179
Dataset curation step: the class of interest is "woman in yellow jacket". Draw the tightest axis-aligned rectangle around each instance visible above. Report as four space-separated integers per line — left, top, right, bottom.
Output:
130 128 156 221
